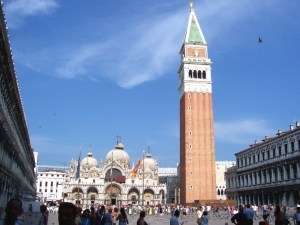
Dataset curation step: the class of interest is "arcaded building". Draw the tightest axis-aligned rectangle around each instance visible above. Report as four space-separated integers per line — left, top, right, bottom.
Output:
225 122 300 206
178 4 216 203
61 141 167 205
0 3 36 205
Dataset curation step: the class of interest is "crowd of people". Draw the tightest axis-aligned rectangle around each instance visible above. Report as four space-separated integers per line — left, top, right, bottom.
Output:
1 198 300 225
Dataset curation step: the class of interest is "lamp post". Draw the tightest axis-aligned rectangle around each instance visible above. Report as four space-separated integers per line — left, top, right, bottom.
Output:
142 150 145 206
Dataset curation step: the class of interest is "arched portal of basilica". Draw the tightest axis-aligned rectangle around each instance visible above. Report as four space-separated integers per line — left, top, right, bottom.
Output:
72 187 84 204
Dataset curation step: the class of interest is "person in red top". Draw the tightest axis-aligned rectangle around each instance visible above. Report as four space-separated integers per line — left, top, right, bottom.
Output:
274 205 284 225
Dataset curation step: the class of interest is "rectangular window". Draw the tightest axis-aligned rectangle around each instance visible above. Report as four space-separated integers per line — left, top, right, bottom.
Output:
267 150 270 159
241 159 243 167
279 146 282 156
249 157 251 165
298 140 300 151
253 156 255 163
284 144 288 154
45 182 48 187
51 182 53 187
291 142 295 151
39 189 42 192
40 181 42 187
262 152 265 160
273 148 276 157
45 189 47 193
257 154 260 162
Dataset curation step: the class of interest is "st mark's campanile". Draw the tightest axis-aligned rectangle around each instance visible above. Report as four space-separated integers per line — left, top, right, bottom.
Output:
178 3 216 204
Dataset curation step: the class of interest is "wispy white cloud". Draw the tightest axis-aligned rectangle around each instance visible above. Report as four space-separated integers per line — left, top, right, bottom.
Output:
5 0 58 28
215 119 274 145
15 0 284 88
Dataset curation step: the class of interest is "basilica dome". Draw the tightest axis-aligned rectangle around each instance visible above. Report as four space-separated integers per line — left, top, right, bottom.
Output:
106 142 130 168
81 151 98 170
142 151 157 172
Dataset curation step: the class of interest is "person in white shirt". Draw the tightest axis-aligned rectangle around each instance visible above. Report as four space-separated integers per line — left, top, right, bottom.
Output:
206 205 211 216
233 207 238 215
197 208 203 218
252 204 258 220
170 210 180 225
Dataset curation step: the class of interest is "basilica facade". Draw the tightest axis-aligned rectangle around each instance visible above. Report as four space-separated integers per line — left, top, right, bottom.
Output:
61 142 166 205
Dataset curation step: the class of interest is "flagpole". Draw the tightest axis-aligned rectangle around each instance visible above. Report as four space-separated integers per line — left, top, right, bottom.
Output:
76 147 81 205
110 150 113 205
142 150 145 206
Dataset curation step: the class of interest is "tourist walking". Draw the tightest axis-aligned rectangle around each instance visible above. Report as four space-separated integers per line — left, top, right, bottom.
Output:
16 208 25 225
293 206 300 225
1 198 22 225
159 206 163 220
96 206 105 225
112 208 118 225
274 205 284 225
102 208 112 225
58 202 77 225
201 211 209 225
170 210 180 225
116 208 128 225
88 207 96 225
38 205 48 225
137 211 148 225
75 207 82 225
81 209 91 225
231 205 248 225
28 204 33 216
0 207 4 224
197 208 203 219
244 204 254 225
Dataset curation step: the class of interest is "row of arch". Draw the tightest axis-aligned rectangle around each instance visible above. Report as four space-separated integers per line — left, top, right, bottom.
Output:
69 185 164 196
66 185 165 204
188 70 206 79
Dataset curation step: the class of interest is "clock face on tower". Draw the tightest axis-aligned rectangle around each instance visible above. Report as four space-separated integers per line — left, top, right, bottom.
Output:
193 50 199 57
186 47 206 58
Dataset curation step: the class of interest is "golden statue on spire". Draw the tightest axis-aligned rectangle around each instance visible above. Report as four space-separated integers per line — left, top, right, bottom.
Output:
190 2 193 9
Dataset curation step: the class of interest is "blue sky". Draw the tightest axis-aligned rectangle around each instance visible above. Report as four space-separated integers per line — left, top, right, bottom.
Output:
4 0 300 168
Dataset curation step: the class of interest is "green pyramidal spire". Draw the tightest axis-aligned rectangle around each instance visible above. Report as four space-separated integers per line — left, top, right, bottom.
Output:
184 7 206 44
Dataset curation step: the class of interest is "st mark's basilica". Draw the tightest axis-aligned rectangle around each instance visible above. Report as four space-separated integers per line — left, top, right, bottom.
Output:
62 141 167 205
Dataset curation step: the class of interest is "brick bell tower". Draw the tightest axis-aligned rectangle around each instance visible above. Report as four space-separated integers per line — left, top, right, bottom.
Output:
178 3 216 204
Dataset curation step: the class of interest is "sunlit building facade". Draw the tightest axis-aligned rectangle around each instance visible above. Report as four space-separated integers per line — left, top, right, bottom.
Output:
178 4 216 204
0 3 36 205
61 141 167 205
225 122 300 206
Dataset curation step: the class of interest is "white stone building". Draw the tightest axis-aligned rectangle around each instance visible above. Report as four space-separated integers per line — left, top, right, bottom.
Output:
225 122 300 206
36 143 234 205
216 161 236 200
36 169 65 203
62 141 166 205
